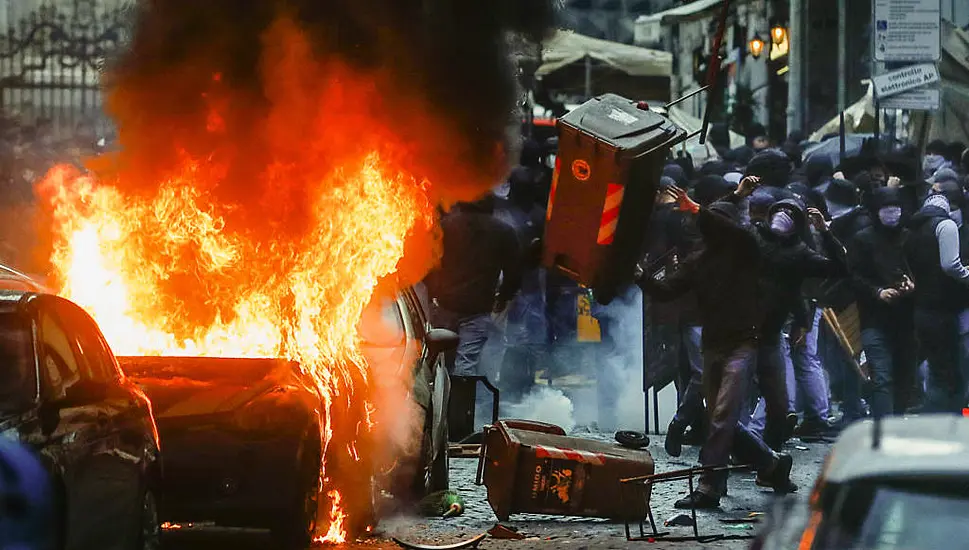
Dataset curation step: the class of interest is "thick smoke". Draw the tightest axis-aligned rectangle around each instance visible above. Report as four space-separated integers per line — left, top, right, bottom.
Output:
101 0 557 211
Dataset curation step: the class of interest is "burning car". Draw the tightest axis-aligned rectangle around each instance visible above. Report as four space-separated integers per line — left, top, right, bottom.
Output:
119 285 455 548
0 272 162 550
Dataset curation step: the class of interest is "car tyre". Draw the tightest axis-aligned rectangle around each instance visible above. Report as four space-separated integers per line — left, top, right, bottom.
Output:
430 413 449 493
271 438 321 550
137 489 161 550
413 406 448 497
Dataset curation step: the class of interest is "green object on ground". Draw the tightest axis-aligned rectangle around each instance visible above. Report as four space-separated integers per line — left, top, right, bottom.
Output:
418 490 466 518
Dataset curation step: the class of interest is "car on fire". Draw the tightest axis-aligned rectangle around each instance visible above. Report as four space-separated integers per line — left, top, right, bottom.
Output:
0 268 163 550
119 284 456 548
752 415 969 550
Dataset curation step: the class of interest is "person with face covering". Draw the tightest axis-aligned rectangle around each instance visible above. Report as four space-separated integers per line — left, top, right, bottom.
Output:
923 140 952 180
641 177 705 456
905 193 969 413
848 187 917 418
750 197 848 450
639 177 797 510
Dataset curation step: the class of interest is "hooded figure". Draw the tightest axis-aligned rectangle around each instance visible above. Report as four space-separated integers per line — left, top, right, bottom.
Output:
746 149 793 188
752 198 848 449
639 184 795 510
904 193 969 413
663 163 688 189
824 178 871 241
848 187 917 418
804 155 834 189
923 140 952 179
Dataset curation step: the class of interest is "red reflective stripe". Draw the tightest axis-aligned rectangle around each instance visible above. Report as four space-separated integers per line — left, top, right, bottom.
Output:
546 159 561 221
597 183 625 245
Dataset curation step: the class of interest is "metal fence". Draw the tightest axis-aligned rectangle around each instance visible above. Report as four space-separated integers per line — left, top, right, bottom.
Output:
0 0 131 139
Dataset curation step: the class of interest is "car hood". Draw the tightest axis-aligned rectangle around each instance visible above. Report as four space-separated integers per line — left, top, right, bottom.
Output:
119 357 299 420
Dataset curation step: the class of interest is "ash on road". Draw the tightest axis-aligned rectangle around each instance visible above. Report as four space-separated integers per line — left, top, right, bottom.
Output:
163 434 830 550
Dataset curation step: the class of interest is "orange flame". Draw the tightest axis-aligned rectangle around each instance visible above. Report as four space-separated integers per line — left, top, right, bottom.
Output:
33 14 503 542
318 490 348 545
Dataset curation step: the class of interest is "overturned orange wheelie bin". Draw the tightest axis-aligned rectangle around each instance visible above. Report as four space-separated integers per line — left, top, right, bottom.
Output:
476 420 654 521
542 93 685 304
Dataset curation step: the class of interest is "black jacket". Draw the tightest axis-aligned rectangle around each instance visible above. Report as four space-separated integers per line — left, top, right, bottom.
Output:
847 188 914 328
755 199 848 341
905 204 969 313
639 194 761 353
425 207 522 316
643 203 700 325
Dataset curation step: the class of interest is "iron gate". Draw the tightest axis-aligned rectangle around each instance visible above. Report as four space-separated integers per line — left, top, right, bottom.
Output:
0 0 130 139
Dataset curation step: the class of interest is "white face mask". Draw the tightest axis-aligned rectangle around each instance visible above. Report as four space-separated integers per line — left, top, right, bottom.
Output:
770 211 796 236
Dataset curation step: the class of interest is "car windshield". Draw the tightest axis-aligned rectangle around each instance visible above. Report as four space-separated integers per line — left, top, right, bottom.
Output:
0 312 34 411
818 480 969 550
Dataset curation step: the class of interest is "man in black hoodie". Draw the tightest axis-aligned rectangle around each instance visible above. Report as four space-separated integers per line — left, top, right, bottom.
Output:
848 187 917 418
749 197 848 450
905 193 969 413
640 177 796 509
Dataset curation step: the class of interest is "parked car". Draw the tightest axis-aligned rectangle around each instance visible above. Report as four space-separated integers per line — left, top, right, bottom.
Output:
0 274 162 550
119 285 456 549
752 415 969 550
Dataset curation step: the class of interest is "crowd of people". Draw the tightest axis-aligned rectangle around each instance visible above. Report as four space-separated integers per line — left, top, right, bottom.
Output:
424 123 969 509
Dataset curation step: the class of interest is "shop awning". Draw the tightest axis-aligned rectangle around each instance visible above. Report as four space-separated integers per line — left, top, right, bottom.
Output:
635 0 726 26
537 30 672 78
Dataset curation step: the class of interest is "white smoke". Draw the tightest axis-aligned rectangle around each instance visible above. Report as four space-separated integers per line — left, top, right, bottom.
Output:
495 284 646 435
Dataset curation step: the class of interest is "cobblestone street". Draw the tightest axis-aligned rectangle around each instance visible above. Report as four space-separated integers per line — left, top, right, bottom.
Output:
164 433 831 550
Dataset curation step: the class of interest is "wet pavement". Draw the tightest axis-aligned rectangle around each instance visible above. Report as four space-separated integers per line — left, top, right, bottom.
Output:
162 431 831 550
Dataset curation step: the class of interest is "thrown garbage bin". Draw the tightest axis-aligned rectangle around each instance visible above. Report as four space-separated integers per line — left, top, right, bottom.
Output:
542 93 685 304
476 420 654 521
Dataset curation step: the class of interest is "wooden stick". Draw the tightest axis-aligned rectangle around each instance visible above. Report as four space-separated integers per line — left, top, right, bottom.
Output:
821 307 869 381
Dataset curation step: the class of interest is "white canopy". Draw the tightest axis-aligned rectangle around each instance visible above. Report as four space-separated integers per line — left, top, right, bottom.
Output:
537 30 672 79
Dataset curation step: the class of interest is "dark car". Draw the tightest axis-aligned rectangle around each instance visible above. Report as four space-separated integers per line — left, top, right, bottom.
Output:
0 283 162 550
119 285 456 548
752 415 969 550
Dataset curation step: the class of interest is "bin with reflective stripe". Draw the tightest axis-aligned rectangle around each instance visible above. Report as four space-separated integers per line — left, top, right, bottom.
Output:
477 420 654 521
542 93 684 304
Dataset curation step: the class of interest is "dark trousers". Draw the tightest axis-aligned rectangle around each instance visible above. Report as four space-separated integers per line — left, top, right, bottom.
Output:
915 309 966 413
862 318 917 418
756 339 790 449
698 342 777 497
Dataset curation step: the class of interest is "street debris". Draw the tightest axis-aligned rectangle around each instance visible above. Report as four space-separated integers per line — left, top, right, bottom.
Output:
615 430 650 449
663 513 695 527
392 533 487 550
719 512 764 524
488 524 526 540
418 490 466 518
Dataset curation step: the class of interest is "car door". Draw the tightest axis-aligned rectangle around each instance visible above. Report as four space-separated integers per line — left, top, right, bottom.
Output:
65 299 160 547
35 298 141 550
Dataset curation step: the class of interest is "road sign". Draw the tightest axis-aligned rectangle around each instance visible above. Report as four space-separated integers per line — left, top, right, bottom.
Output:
871 63 940 98
873 0 942 62
880 83 941 111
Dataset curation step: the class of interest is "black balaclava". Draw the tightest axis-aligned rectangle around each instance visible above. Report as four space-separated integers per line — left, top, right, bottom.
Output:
662 163 688 189
694 174 733 207
868 186 905 231
804 156 834 188
746 149 794 187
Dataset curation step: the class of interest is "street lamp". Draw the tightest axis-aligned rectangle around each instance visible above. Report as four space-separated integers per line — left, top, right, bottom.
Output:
771 24 787 45
748 33 765 59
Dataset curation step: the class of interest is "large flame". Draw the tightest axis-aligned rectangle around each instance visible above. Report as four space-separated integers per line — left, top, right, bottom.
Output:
35 24 449 542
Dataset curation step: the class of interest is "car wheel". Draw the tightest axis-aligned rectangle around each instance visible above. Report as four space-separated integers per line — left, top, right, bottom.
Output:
413 406 448 497
272 440 321 550
430 413 449 492
137 489 161 550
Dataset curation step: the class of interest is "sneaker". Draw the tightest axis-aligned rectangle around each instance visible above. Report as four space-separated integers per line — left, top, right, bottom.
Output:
673 490 721 510
665 420 687 457
755 453 798 493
